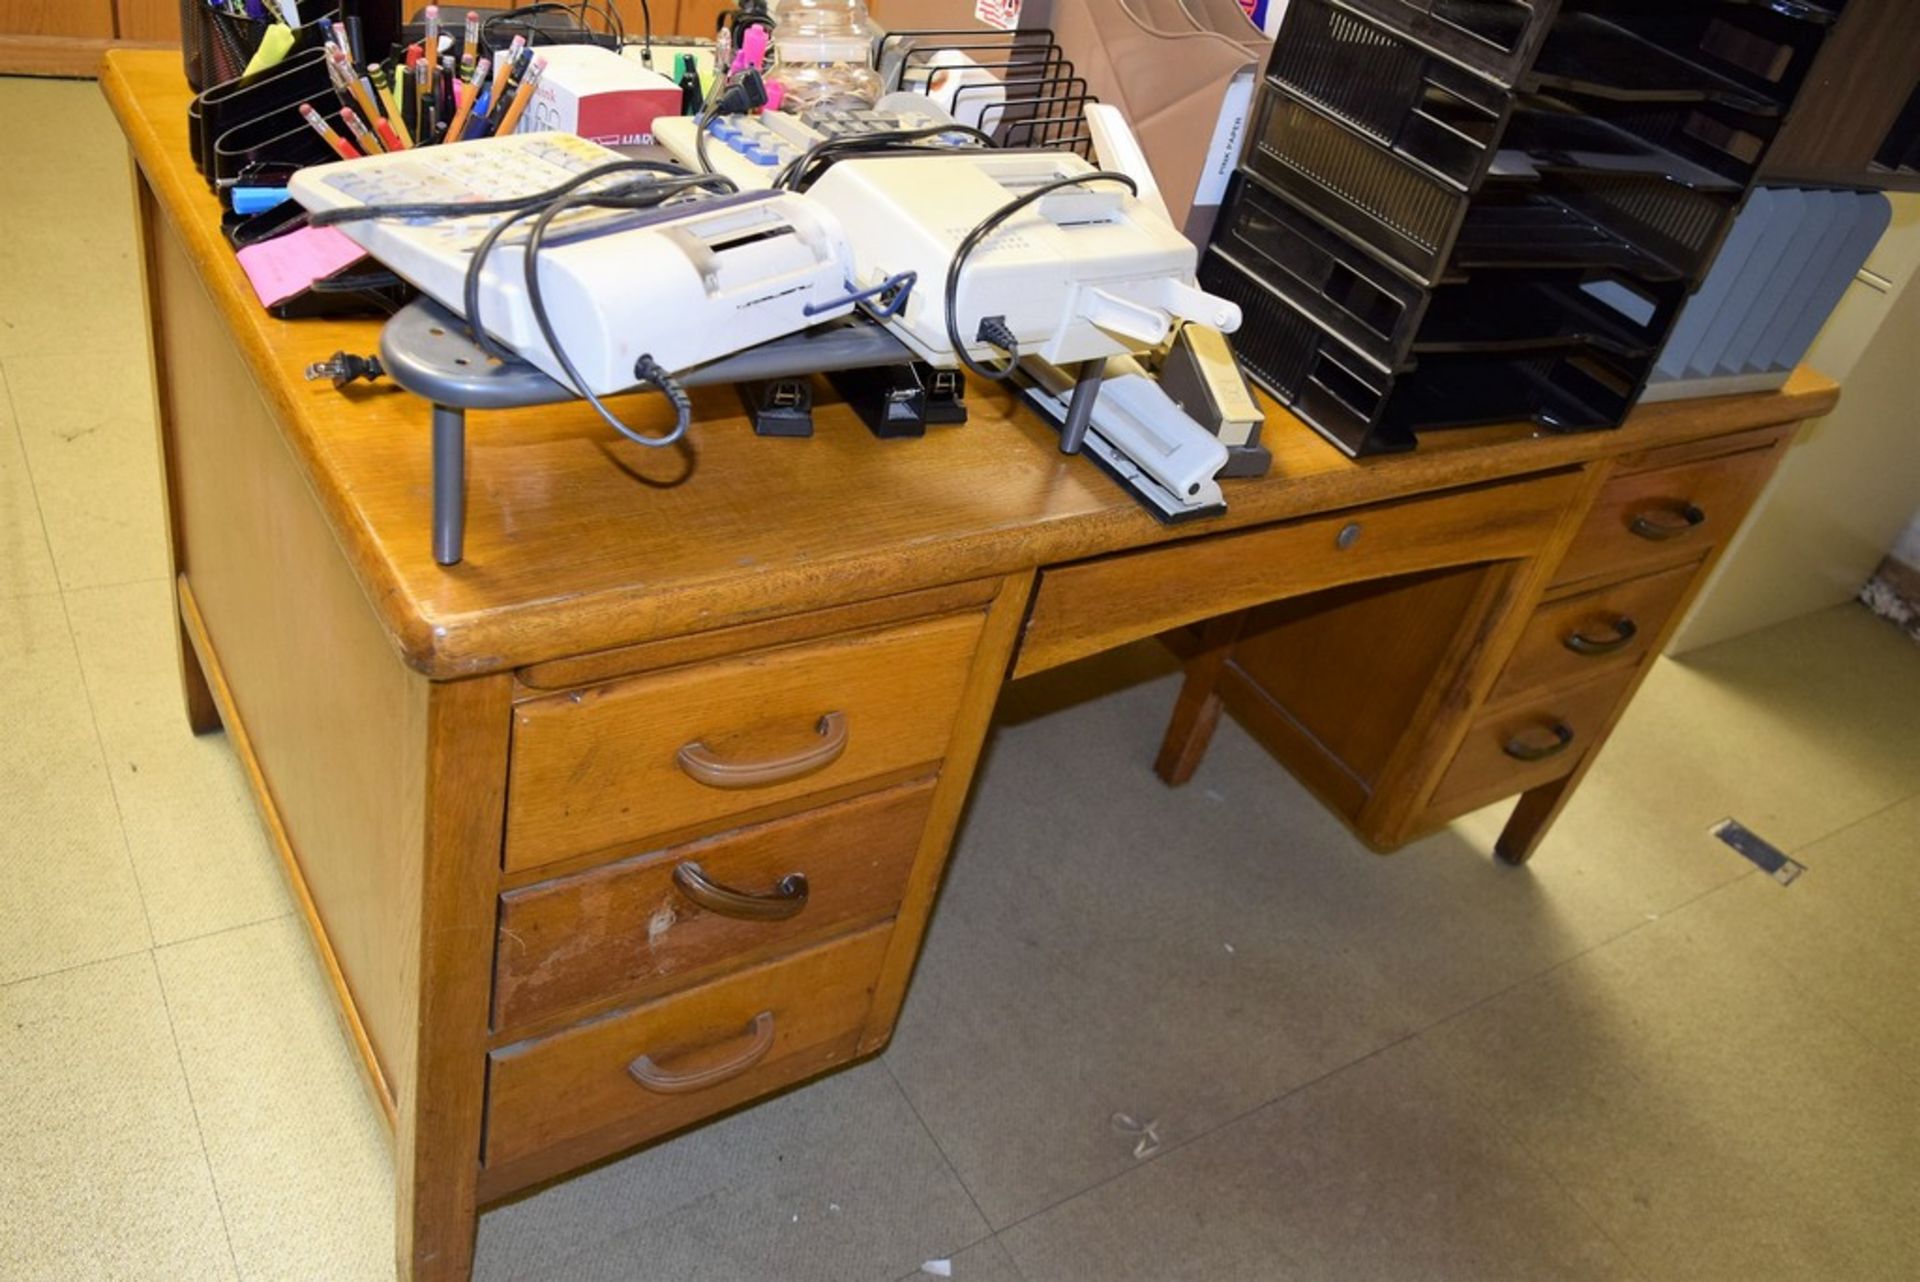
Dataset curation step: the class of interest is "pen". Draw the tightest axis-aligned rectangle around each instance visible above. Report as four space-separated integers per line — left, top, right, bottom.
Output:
494 55 544 138
298 102 360 160
444 57 488 144
414 58 437 144
340 105 385 155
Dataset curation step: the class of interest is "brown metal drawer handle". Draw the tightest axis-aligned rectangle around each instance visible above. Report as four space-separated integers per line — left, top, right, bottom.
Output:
672 862 810 921
1563 617 1639 657
1630 503 1706 542
676 712 849 790
627 1011 776 1095
1504 722 1576 763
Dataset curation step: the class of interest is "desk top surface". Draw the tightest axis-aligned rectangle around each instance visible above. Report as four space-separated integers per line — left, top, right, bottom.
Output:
102 51 1840 679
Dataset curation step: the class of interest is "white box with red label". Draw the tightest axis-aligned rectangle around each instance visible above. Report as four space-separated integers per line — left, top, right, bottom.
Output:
514 45 681 146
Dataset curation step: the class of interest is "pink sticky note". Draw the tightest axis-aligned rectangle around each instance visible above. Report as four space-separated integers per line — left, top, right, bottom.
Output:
235 225 368 309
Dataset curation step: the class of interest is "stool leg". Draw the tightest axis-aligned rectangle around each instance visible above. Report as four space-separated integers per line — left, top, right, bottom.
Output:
1154 612 1248 787
432 404 467 567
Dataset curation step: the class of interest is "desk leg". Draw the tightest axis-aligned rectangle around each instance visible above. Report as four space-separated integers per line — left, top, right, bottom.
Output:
1154 612 1247 787
1495 778 1574 866
396 675 512 1282
432 405 467 567
132 165 223 736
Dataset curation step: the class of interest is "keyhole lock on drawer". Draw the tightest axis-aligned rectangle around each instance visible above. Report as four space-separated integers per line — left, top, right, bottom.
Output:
1336 523 1363 550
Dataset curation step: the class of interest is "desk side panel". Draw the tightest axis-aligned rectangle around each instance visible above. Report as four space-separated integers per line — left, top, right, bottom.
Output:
151 211 429 1109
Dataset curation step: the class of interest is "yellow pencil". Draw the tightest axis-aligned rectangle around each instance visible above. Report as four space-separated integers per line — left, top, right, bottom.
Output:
374 69 413 148
494 56 546 138
444 57 489 143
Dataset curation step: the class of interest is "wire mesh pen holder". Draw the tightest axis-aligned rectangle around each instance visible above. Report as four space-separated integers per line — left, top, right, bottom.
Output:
181 2 276 93
181 4 348 93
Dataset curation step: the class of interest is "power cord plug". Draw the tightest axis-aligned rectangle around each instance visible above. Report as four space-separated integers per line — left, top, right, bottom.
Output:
711 69 769 116
305 351 385 389
975 316 1019 357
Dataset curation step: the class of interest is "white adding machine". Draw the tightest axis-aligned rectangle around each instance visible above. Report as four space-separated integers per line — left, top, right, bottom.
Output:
290 108 1248 523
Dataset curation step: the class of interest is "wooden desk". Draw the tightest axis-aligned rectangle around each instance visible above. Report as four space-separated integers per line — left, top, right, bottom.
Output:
102 51 1840 1282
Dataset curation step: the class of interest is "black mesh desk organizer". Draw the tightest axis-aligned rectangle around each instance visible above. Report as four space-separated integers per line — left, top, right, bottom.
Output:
1209 0 1845 456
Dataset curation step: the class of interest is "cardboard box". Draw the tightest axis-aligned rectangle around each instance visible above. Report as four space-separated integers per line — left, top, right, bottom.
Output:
517 44 682 145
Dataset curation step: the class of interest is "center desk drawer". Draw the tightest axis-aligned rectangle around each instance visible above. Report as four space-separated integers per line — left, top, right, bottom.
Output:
485 923 891 1174
494 781 936 1031
1015 471 1585 678
506 612 984 872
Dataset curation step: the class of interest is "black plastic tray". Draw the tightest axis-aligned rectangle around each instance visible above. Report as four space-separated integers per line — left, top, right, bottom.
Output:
1265 0 1514 190
1200 248 1653 456
1333 0 1562 88
1243 84 1741 284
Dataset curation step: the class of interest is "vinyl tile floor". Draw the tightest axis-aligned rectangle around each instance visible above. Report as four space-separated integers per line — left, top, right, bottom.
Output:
2 76 1918 1282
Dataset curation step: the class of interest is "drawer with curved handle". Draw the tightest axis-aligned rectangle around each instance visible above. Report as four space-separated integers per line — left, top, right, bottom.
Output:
493 781 936 1031
1429 669 1638 816
484 923 891 1175
1490 564 1695 704
505 611 984 872
1553 446 1779 589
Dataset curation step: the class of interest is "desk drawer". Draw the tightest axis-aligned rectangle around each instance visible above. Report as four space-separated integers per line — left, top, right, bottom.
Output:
505 612 983 872
1430 669 1637 814
484 924 890 1172
494 781 935 1031
1490 564 1695 705
1016 471 1585 678
1553 446 1777 589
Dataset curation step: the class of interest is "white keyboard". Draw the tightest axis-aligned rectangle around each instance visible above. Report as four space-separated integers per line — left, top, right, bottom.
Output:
655 104 980 190
297 132 629 254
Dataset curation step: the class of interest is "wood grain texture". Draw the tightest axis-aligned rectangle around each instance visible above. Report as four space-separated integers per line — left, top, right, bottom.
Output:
1488 563 1698 706
396 675 513 1282
1016 471 1585 678
1428 668 1640 817
133 169 221 736
859 572 1033 1054
1229 566 1498 795
1154 612 1247 787
152 206 428 1110
515 580 999 692
483 924 891 1186
0 0 113 38
114 0 181 41
1553 444 1782 590
98 50 1842 679
493 780 935 1034
0 33 125 73
1760 0 1920 191
504 611 984 871
1496 434 1799 863
177 577 396 1128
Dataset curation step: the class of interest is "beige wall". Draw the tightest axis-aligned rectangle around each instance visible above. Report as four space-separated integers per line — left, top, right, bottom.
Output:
1669 195 1920 654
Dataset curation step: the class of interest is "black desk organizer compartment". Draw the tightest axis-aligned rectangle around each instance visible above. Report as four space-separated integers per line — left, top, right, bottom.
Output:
1307 0 1837 195
1266 0 1514 190
1335 0 1846 91
1213 171 1684 373
194 44 335 183
1243 85 1741 285
1201 248 1647 456
1525 4 1839 116
1330 0 1561 87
